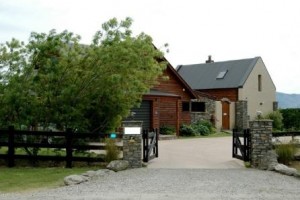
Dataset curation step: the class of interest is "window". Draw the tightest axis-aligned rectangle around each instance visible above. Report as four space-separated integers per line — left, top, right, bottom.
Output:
191 102 206 112
216 70 228 79
182 102 190 112
258 74 262 91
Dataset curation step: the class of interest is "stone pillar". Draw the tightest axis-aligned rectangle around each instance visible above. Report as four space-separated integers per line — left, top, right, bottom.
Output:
235 100 248 130
122 121 142 168
249 120 273 168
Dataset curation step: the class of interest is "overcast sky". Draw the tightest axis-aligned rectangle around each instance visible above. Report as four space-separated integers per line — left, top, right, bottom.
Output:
1 0 300 94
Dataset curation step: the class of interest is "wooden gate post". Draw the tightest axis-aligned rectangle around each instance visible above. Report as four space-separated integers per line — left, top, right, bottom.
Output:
8 126 15 167
249 120 273 168
65 128 73 168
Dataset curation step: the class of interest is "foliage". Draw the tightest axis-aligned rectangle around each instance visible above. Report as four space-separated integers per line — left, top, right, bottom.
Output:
194 124 210 136
159 125 176 135
264 110 283 131
179 120 214 136
193 120 215 135
179 124 196 136
280 108 300 130
275 143 296 165
104 138 120 163
0 17 166 133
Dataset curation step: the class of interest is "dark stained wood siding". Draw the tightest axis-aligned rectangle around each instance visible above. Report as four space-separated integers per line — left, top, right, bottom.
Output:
198 88 238 102
153 66 192 102
159 97 180 131
142 65 196 135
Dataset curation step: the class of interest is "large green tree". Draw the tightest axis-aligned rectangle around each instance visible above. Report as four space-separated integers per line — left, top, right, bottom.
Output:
0 17 166 132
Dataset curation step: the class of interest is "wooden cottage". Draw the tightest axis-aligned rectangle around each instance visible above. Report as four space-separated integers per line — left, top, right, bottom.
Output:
129 59 199 136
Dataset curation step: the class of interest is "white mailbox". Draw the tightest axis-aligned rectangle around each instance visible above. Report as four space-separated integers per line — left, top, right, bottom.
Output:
124 127 141 135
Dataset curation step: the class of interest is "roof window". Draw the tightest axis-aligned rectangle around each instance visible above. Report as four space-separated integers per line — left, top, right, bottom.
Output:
216 70 228 79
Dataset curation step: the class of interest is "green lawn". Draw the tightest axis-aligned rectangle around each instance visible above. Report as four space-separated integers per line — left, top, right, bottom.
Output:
0 167 99 193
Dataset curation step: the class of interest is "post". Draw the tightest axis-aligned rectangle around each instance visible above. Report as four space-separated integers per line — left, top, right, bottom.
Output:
8 126 15 167
143 129 149 162
122 121 143 168
244 129 250 162
155 128 158 158
232 129 236 158
249 120 273 168
65 128 73 168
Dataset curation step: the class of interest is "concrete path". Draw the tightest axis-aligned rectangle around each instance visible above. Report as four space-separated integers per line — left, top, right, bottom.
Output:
147 137 244 169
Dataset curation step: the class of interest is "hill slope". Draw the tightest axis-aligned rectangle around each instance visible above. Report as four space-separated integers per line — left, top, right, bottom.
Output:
276 92 300 108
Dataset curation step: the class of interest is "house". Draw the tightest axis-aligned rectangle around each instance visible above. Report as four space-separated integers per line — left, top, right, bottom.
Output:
129 58 215 135
177 56 277 130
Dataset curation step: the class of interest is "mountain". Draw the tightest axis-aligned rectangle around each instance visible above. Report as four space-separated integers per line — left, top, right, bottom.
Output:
276 92 300 109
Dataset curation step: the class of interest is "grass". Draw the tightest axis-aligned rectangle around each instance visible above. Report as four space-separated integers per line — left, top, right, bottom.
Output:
179 131 232 139
0 166 99 193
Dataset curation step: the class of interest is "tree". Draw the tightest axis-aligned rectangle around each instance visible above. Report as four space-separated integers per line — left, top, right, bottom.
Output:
0 17 166 132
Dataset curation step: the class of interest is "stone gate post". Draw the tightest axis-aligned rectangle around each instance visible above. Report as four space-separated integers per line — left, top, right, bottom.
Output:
122 121 143 168
249 120 273 168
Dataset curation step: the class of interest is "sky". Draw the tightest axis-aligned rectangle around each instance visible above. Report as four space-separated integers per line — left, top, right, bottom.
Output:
1 0 300 94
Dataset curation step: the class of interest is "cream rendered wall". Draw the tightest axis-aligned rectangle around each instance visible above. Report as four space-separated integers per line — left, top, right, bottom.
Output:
215 101 222 131
238 58 276 120
230 102 235 129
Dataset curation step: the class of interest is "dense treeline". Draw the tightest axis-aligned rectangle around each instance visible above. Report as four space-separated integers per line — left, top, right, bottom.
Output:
280 108 300 130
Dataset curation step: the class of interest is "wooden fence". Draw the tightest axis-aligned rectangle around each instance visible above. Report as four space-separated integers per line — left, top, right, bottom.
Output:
272 131 300 138
0 126 122 168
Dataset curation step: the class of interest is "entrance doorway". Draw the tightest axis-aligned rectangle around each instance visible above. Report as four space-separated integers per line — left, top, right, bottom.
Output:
222 101 230 130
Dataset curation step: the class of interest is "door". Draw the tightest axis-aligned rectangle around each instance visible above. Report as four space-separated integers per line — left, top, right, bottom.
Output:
222 101 230 130
128 100 152 130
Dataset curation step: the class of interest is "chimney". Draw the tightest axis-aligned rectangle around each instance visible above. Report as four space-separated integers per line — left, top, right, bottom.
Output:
206 55 214 63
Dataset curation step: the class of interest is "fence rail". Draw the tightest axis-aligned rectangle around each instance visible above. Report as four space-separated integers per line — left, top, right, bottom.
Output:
0 126 122 168
272 131 300 137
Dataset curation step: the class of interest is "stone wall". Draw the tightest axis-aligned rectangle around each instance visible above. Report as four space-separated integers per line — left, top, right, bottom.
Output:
235 100 248 130
249 120 273 168
122 134 142 168
191 97 215 124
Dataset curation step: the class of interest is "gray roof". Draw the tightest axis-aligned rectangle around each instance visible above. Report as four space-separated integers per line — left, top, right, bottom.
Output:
177 57 260 90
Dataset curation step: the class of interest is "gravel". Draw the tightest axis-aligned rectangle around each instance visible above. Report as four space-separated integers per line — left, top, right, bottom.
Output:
1 168 300 200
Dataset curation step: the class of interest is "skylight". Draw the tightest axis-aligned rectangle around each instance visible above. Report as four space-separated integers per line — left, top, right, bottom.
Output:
216 70 228 79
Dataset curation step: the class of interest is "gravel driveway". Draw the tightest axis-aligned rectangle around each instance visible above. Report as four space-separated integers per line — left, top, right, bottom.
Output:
148 137 243 169
1 137 300 199
1 168 300 200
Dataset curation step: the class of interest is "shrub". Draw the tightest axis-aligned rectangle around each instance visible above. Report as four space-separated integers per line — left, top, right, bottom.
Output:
179 120 214 136
193 124 210 136
275 143 296 165
160 125 176 135
105 138 120 163
192 120 215 136
265 110 283 131
280 108 300 130
179 124 196 136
